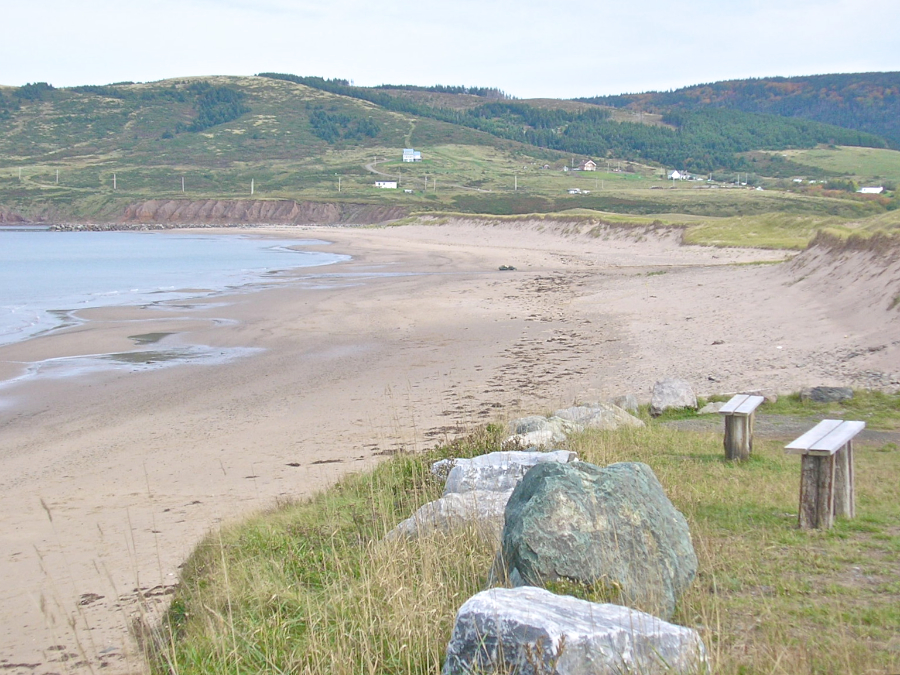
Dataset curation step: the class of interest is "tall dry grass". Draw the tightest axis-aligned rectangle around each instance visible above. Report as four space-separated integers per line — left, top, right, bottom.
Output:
147 421 900 674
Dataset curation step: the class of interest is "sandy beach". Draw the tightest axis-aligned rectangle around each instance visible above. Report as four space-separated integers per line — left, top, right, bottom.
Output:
1 220 898 674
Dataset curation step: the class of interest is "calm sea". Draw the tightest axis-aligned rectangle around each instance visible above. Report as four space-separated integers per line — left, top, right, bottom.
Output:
0 228 348 347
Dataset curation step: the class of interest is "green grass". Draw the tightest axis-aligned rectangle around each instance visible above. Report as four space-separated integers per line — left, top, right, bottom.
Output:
149 401 900 675
774 146 900 185
761 390 900 430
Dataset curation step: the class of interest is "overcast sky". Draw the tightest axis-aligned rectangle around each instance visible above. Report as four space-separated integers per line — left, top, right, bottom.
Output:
3 0 898 99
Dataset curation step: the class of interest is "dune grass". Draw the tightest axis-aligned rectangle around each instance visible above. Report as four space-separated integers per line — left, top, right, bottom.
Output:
147 413 900 674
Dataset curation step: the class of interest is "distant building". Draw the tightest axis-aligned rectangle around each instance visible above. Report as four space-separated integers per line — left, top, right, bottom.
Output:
375 181 397 189
858 186 884 194
667 170 684 180
402 148 422 162
579 160 597 171
567 188 582 194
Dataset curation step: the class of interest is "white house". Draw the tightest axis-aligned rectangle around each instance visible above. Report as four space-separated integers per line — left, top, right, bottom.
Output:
667 170 684 180
567 188 582 195
858 186 884 194
402 148 422 162
375 181 398 189
579 160 597 171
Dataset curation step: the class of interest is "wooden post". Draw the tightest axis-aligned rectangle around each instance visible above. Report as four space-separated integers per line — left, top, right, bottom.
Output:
798 453 836 529
724 412 753 461
833 441 855 519
719 394 764 461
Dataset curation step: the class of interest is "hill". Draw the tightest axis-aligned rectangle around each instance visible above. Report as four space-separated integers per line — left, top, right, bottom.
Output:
0 73 897 225
579 72 900 148
260 73 888 173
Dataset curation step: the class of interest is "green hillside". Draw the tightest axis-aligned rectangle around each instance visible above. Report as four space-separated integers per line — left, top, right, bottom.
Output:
0 73 898 229
259 74 887 173
580 72 900 147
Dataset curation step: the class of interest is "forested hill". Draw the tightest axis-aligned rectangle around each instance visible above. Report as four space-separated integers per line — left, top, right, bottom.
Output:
260 73 887 173
578 72 900 148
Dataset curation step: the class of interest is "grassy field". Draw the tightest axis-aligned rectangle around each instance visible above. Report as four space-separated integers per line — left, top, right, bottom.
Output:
148 392 900 675
771 146 900 186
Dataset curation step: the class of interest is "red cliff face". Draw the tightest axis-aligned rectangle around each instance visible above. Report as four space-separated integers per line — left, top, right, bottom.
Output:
0 207 27 223
120 200 407 225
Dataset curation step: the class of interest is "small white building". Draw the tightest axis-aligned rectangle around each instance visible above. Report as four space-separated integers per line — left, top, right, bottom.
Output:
858 186 884 194
567 188 582 195
579 160 597 171
375 181 398 189
667 170 684 180
402 148 422 162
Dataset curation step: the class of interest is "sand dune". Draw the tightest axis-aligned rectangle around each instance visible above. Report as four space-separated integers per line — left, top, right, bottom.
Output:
0 220 897 674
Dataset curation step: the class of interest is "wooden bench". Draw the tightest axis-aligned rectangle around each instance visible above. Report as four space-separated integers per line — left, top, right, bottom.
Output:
785 419 865 529
718 394 765 461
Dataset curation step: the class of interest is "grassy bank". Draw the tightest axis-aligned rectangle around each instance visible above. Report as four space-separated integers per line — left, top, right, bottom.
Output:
148 402 900 674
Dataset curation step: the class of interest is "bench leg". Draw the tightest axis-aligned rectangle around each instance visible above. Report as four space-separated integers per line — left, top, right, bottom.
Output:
799 454 836 529
724 413 752 461
833 441 856 520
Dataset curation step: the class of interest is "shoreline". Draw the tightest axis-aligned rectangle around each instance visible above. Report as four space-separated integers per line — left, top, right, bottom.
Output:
0 228 349 386
0 221 897 674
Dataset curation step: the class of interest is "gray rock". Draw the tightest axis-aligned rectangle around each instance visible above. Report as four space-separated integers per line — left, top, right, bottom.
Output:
800 386 854 403
506 416 583 448
497 461 697 620
444 450 577 496
386 489 513 543
554 403 644 430
609 393 639 413
442 586 707 675
650 379 697 417
697 402 724 415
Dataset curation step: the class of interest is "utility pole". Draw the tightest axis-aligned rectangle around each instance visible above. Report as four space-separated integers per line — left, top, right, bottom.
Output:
514 174 517 191
251 179 255 195
56 169 59 184
113 173 117 190
338 176 341 192
18 168 21 181
182 176 185 193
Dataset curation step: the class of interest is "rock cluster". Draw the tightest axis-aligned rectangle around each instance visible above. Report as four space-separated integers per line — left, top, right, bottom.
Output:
386 450 577 542
387 407 704 674
505 403 643 449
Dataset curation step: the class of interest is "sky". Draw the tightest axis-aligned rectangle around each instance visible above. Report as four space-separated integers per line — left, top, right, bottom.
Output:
2 0 899 99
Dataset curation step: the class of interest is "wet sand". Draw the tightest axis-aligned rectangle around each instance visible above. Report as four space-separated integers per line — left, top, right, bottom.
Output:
0 221 897 674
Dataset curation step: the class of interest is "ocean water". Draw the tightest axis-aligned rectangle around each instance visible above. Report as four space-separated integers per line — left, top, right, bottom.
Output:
0 228 348 347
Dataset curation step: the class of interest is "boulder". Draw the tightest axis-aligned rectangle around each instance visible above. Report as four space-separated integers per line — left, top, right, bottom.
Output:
442 586 707 675
443 450 577 495
609 393 639 413
554 403 644 430
497 461 697 620
386 490 513 544
389 451 577 542
650 379 697 417
697 402 723 415
800 386 853 403
506 415 583 448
